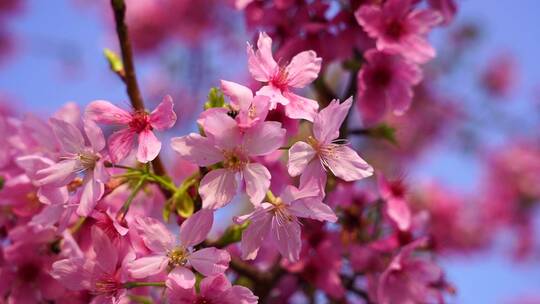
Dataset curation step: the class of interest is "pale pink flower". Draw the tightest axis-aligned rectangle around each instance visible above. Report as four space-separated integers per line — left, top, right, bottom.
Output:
36 118 109 217
357 49 422 124
288 98 373 192
127 209 230 288
167 274 258 304
248 32 322 121
85 95 177 163
52 227 132 304
378 174 411 231
171 110 285 209
356 0 442 63
234 182 337 262
377 238 444 304
221 80 270 129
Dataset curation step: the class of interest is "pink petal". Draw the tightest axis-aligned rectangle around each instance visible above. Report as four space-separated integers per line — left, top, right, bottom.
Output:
401 35 436 64
179 209 214 248
49 118 85 154
283 92 319 122
199 169 238 209
91 226 118 274
240 211 273 260
243 121 285 156
167 267 196 289
200 274 231 295
243 163 271 206
388 82 413 115
83 118 106 152
188 247 230 276
51 258 90 291
77 173 104 217
324 145 373 181
202 111 242 150
409 9 443 32
355 4 383 39
36 159 79 187
167 281 196 303
386 198 412 231
287 141 316 177
149 95 177 131
137 129 161 163
256 85 290 108
313 98 352 144
108 128 136 163
299 159 327 197
356 86 388 126
134 216 175 253
271 217 302 262
236 95 270 128
85 100 132 124
288 198 337 222
247 32 277 82
221 80 254 110
285 50 322 88
171 133 224 167
279 182 319 205
37 186 68 205
93 159 109 184
128 255 169 278
226 286 259 304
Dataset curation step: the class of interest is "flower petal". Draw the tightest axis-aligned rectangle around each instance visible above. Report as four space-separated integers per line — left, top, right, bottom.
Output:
247 32 277 82
108 128 136 163
188 247 230 276
36 159 79 187
83 118 106 152
91 226 118 274
386 197 412 231
199 169 238 209
271 216 302 262
221 80 254 110
283 92 319 122
287 141 316 177
324 145 374 181
128 255 169 278
179 209 214 248
137 129 161 163
240 211 272 260
202 111 242 150
200 274 231 295
167 267 196 290
85 100 132 124
49 118 85 154
288 198 337 222
149 95 177 131
313 98 352 144
243 163 271 206
285 50 322 88
77 173 104 217
134 216 175 253
171 133 223 167
243 121 285 156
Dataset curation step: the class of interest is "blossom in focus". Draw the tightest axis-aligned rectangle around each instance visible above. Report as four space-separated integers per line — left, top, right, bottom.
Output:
85 95 177 163
356 0 442 63
288 98 373 192
221 79 270 129
167 273 258 304
357 49 422 124
36 118 108 217
234 182 337 262
248 32 322 121
171 110 285 209
127 209 230 287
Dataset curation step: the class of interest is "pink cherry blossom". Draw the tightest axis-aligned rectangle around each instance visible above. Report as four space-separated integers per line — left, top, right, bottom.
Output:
35 118 109 217
52 227 132 304
221 79 270 129
428 0 457 26
357 49 422 124
288 98 373 191
234 182 337 262
248 32 322 121
378 174 411 231
356 0 442 63
85 95 177 163
171 110 285 208
377 238 445 304
167 274 258 304
127 209 230 288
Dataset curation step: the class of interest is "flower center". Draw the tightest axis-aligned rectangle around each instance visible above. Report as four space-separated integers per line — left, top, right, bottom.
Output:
270 66 289 92
223 149 248 171
195 297 213 304
129 111 152 133
78 152 99 171
167 247 189 267
272 200 298 225
385 19 406 40
94 274 121 297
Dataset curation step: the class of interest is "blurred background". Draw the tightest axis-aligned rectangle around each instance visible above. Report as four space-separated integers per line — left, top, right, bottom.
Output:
0 0 539 303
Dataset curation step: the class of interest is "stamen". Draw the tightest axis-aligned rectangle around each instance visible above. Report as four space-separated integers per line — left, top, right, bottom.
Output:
167 247 189 267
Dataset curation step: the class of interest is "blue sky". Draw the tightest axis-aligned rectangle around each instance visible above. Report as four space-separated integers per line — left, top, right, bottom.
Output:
1 1 539 303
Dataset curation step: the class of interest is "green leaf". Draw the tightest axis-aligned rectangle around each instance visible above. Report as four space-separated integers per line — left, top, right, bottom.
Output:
369 124 398 145
0 176 4 191
103 48 124 74
204 87 225 110
213 222 249 248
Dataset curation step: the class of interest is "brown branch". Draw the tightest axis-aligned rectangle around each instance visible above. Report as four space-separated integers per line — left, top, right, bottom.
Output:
229 256 285 303
110 0 168 181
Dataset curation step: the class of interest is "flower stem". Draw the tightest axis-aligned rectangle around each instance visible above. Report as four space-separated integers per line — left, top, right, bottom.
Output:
123 281 166 289
119 177 146 221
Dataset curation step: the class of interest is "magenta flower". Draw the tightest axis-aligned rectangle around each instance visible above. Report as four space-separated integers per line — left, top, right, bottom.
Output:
356 0 442 63
377 238 444 304
52 227 132 304
221 79 270 129
248 32 322 121
288 98 373 191
357 49 422 124
36 118 108 217
85 95 177 163
127 209 230 288
378 174 412 231
171 110 285 209
167 274 258 304
234 182 337 262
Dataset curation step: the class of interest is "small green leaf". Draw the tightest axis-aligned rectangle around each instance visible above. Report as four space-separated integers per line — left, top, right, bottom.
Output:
204 87 225 110
369 124 398 145
213 222 249 248
104 48 124 74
